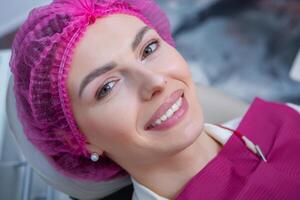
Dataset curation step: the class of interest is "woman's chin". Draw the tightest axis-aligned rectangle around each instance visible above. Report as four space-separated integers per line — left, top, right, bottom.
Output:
158 119 205 157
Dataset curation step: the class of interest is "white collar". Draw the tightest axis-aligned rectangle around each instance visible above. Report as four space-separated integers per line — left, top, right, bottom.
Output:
131 176 169 200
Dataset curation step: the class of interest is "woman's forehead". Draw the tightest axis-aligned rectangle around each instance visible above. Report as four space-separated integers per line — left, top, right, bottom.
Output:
83 14 147 44
74 14 148 61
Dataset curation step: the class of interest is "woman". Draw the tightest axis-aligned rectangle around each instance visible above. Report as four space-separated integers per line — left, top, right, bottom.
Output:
9 0 300 199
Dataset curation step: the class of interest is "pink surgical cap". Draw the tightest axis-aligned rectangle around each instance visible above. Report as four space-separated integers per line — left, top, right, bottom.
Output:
9 0 175 181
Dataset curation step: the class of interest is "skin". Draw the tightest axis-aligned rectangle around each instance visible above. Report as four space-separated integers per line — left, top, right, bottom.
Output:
67 14 221 199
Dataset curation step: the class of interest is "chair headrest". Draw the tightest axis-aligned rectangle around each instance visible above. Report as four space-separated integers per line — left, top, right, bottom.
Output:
6 76 131 200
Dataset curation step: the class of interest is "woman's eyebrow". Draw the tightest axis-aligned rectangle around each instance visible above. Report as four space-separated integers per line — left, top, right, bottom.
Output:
78 26 151 98
132 26 151 51
78 62 117 98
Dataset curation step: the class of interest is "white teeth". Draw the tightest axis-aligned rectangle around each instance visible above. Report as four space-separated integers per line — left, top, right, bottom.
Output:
155 119 162 125
150 96 183 127
171 103 179 112
166 109 174 118
160 115 167 121
176 97 182 105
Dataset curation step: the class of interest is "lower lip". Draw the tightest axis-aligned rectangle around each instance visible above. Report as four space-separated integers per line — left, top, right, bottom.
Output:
147 95 189 131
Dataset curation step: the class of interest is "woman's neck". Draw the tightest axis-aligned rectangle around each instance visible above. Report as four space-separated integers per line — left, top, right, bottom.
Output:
128 128 222 199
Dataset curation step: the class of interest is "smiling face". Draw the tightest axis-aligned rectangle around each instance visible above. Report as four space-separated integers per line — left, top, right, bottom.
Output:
67 14 204 170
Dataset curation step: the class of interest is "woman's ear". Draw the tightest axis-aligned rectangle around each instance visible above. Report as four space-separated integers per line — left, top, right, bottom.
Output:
85 142 104 156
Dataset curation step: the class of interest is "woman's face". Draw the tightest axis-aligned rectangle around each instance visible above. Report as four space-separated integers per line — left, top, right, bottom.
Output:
67 14 204 168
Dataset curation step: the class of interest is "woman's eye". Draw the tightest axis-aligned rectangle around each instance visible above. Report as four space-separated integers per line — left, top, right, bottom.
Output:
95 81 116 100
142 40 159 60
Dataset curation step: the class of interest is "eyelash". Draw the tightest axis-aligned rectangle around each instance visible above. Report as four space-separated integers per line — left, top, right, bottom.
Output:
141 39 160 60
95 39 160 101
95 80 117 101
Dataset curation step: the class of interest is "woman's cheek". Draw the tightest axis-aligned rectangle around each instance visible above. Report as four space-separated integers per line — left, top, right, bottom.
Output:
164 46 192 79
91 96 137 136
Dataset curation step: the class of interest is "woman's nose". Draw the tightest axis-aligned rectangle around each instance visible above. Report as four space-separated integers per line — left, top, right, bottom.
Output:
136 69 167 101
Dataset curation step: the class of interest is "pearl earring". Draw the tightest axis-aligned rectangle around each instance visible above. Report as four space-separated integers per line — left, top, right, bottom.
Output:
90 152 100 162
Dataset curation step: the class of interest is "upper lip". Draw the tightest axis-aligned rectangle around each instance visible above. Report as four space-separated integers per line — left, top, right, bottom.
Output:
144 89 184 130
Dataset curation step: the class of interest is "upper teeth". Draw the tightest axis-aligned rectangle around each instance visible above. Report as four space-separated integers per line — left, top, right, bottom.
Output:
151 97 183 127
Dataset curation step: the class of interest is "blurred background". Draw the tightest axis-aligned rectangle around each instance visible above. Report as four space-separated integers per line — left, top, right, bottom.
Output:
157 0 300 104
1 0 300 200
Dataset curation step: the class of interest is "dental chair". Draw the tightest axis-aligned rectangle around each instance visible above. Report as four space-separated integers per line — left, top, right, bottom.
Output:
1 50 248 200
